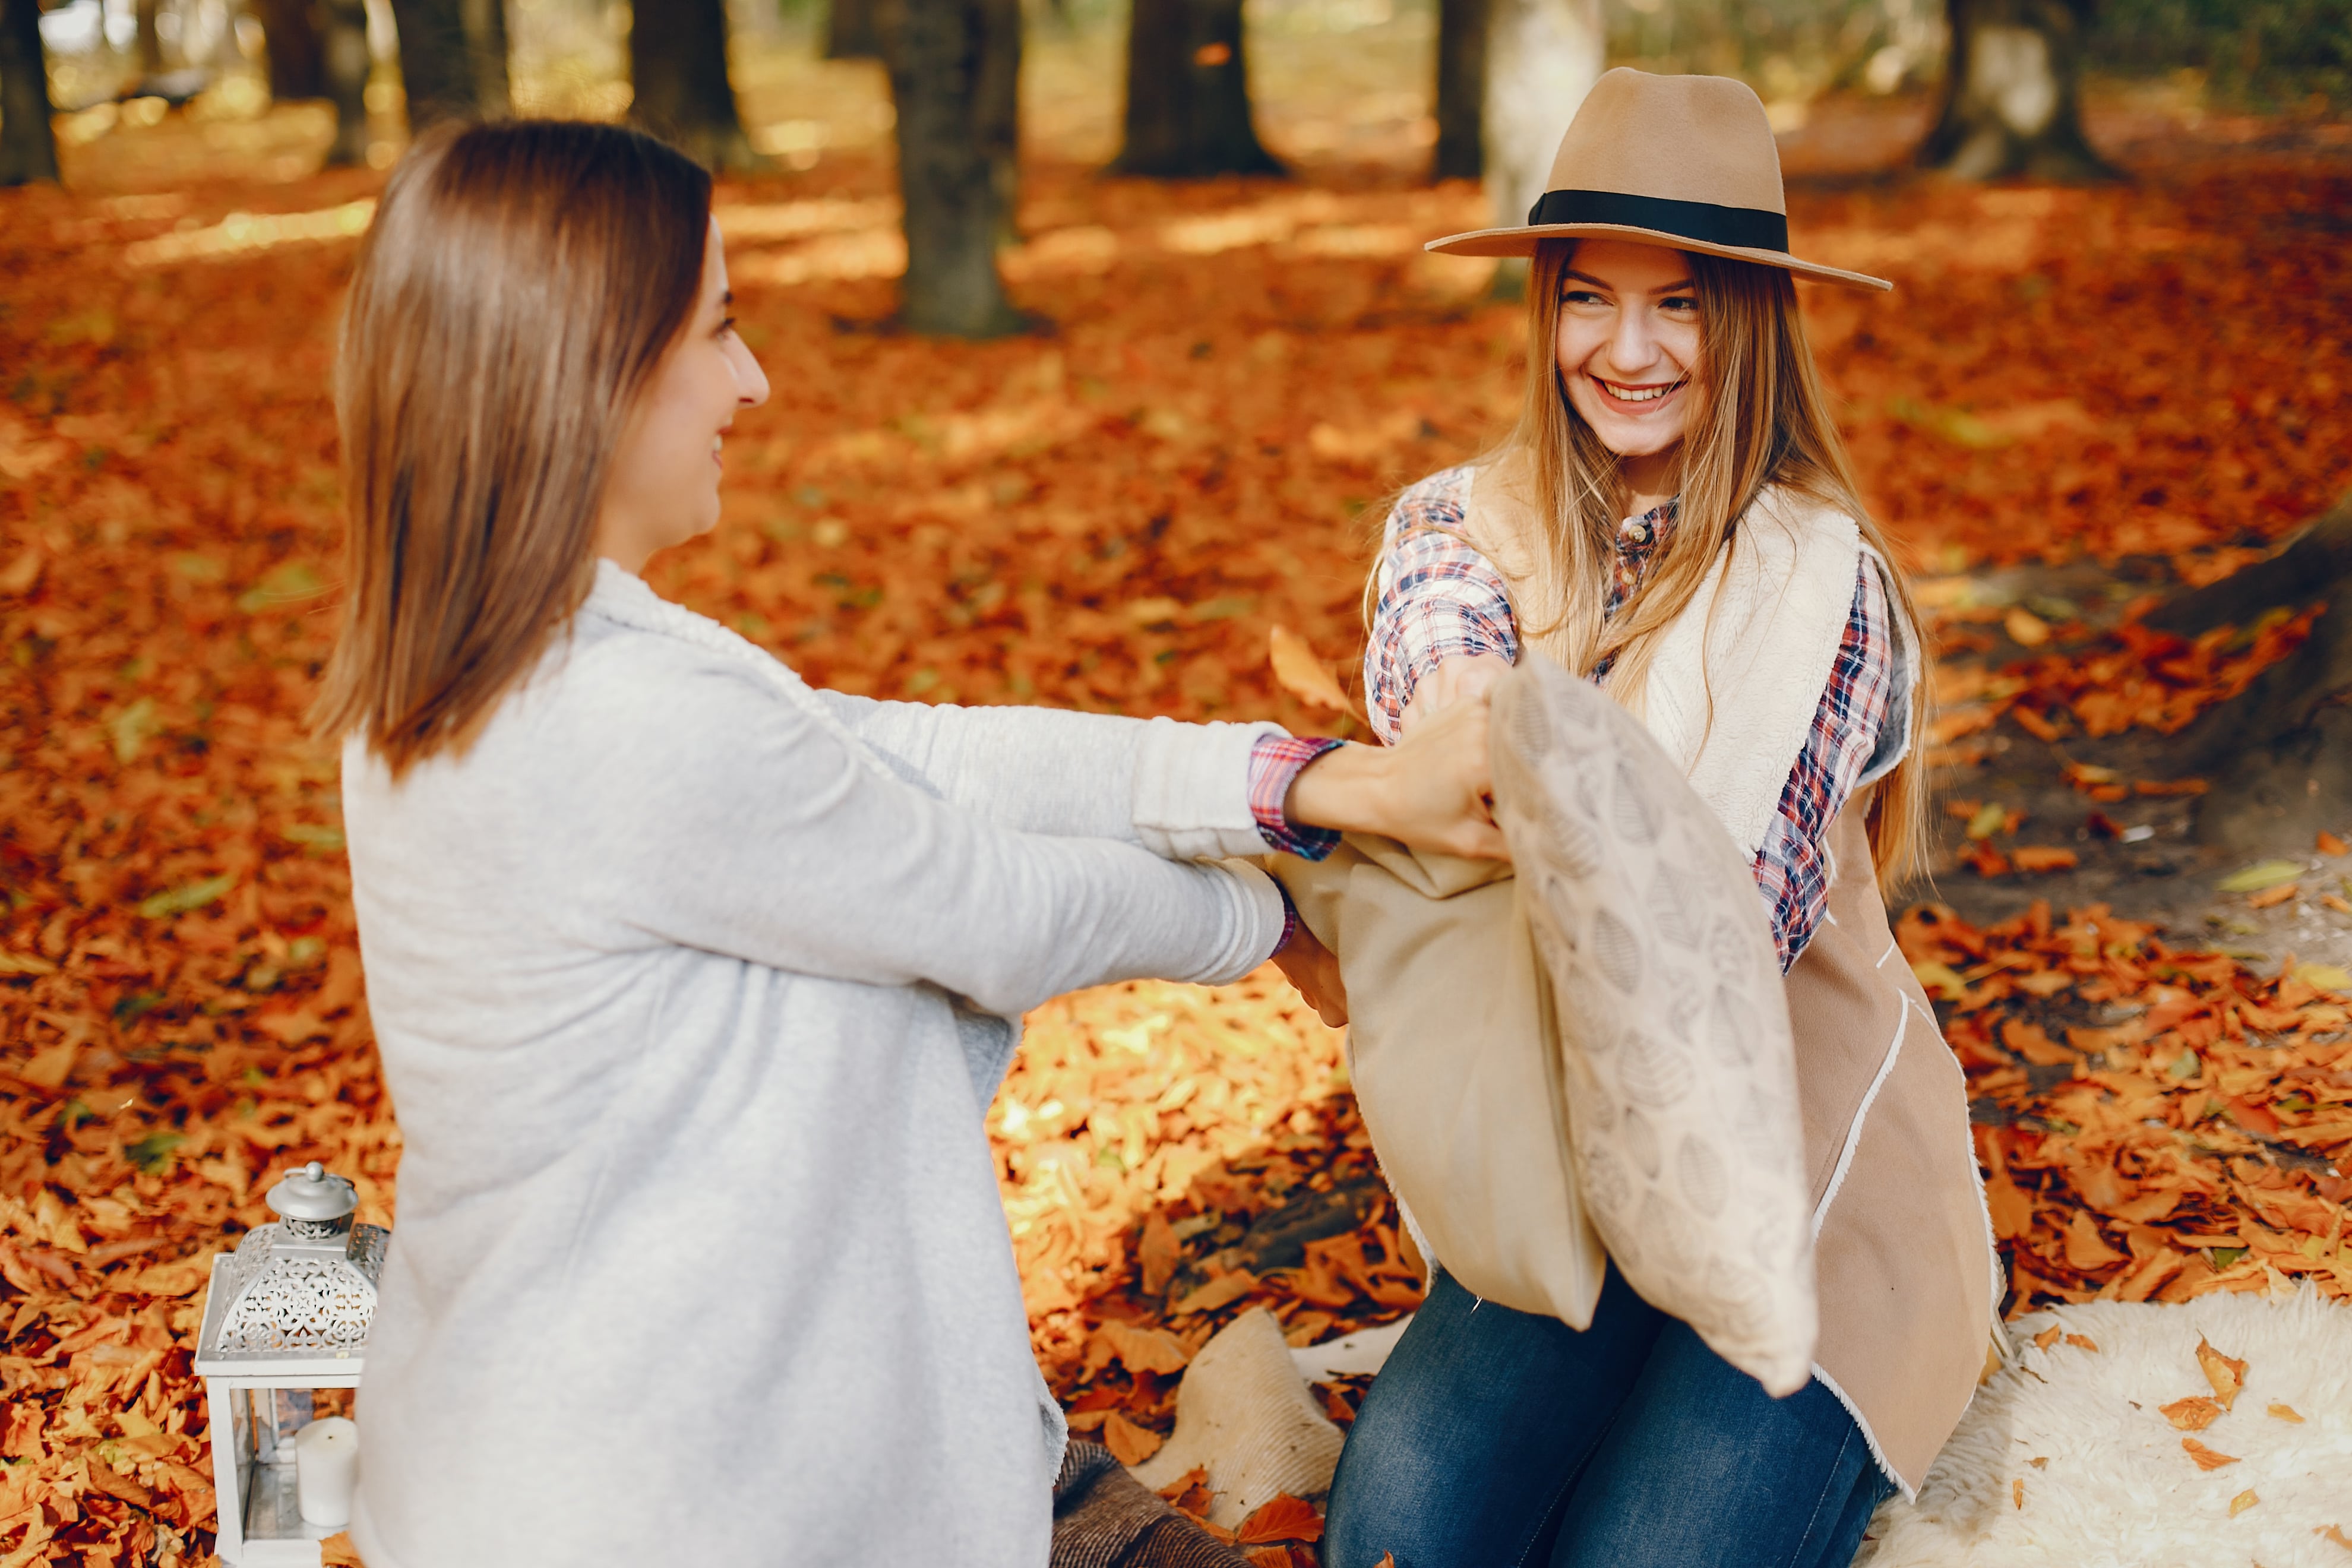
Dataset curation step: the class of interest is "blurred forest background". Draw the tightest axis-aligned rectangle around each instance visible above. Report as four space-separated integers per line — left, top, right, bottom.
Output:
4 0 2352 1561
7 0 2351 185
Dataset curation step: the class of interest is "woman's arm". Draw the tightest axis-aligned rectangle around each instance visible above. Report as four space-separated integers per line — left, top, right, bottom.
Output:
1752 561 1897 970
587 659 1283 1020
1367 511 1521 743
811 690 1275 856
811 668 1503 862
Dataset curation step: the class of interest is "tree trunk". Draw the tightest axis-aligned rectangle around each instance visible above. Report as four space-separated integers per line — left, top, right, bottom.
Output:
257 0 328 99
135 0 167 77
1482 0 1600 294
973 0 1019 244
883 0 1022 336
1112 0 1280 178
2139 497 2352 852
0 0 58 186
827 0 883 60
322 0 372 165
1432 0 1485 182
629 0 758 170
388 0 508 129
1917 0 2115 181
464 0 510 115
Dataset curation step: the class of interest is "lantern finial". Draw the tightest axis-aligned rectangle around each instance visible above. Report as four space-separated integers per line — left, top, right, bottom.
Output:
266 1162 358 1225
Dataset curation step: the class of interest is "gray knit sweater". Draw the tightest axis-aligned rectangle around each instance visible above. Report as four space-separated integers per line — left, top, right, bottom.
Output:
342 562 1286 1567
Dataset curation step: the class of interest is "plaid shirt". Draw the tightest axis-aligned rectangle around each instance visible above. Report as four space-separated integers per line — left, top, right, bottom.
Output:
1248 734 1346 861
1362 465 1896 970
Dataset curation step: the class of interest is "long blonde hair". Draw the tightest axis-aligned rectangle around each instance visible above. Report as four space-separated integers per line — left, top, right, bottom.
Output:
1468 238 1927 889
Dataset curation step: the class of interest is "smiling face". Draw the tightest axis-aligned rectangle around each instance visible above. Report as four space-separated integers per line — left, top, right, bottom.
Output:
1553 238 1703 498
594 218 772 573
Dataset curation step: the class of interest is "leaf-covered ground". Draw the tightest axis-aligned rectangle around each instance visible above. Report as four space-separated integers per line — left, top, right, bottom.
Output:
3 70 2350 1566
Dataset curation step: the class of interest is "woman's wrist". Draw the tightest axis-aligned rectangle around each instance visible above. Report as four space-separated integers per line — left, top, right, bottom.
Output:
1280 694 1506 861
1283 742 1398 839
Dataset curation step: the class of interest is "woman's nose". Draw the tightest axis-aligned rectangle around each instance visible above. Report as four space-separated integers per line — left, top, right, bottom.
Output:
732 340 772 409
1606 305 1661 376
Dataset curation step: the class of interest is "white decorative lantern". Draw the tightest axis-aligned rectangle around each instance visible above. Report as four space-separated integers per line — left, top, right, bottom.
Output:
192 1163 387 1566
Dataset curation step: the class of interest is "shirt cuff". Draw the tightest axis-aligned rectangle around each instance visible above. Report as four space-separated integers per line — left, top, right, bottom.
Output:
1247 734 1346 860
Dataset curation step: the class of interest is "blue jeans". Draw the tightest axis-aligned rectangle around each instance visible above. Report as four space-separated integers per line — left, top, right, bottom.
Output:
1323 1267 1893 1568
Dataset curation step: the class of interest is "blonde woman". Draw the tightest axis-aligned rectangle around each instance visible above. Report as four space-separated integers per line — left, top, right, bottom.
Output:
1318 72 1996 1568
318 120 1493 1568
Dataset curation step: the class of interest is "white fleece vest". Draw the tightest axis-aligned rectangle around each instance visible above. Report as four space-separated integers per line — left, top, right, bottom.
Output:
1625 486 1912 857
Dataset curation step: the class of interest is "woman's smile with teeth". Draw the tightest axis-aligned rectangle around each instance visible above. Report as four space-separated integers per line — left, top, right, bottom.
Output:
1598 377 1683 403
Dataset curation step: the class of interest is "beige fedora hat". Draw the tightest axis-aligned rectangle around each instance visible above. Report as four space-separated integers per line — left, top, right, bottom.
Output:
1428 68 1891 293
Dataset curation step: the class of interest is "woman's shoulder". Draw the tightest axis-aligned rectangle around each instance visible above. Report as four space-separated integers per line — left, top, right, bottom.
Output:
1734 484 1870 600
1387 460 1495 538
1749 483 1863 554
571 564 805 696
1395 462 1477 516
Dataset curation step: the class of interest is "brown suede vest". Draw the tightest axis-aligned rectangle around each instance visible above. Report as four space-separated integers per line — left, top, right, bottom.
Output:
1781 796 1999 1490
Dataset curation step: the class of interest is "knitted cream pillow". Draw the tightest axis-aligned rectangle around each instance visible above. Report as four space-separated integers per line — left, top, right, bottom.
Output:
1488 656 1818 1395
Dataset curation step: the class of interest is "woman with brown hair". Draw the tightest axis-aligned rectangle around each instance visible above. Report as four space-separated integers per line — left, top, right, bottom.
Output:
317 119 1493 1567
1312 71 1998 1568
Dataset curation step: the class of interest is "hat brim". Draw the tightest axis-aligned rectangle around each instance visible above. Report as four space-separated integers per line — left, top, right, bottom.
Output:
1425 222 1892 293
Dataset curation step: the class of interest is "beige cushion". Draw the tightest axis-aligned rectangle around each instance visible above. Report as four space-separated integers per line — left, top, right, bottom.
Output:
1492 655 1816 1393
1274 656 1817 1396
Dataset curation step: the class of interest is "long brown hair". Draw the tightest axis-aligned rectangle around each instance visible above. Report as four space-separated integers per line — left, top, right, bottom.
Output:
1469 238 1928 887
314 120 712 776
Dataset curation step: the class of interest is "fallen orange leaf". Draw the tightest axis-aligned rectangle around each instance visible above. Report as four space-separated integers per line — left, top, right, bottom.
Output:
2268 1402 2304 1423
1102 1411 1163 1466
2011 706 2065 742
1962 840 2012 877
1986 1169 2037 1240
2247 881 2299 909
2182 1438 2239 1471
2319 1524 2352 1552
2160 1396 2221 1431
1237 1494 1325 1545
1138 1211 1182 1298
1172 1270 1259 1316
2319 831 2347 856
2196 1336 2248 1410
2227 1096 2281 1137
2004 1019 2078 1067
2063 1333 2101 1352
1094 1319 1190 1376
2230 1489 2259 1517
1269 627 1357 716
2011 846 2080 874
2032 1324 2063 1351
2012 1477 2025 1509
2063 1215 2126 1271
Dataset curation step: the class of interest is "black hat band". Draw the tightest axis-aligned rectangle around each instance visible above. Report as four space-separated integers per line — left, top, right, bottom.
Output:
1526 189 1791 254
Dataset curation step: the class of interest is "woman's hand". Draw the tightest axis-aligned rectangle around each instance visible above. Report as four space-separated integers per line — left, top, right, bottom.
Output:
1399 653 1512 736
1273 918 1348 1028
1285 693 1508 861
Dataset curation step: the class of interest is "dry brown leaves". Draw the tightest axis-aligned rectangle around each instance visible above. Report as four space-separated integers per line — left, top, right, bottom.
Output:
2 109 2349 1564
1901 899 2351 1314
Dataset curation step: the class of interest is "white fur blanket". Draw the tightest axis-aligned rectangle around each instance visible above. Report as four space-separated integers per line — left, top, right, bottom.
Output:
1855 1285 2352 1568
